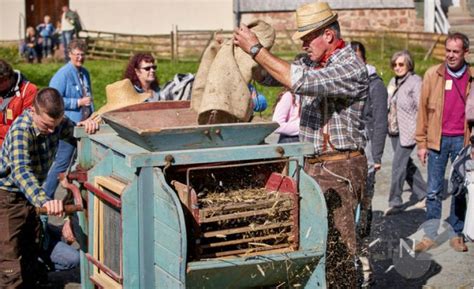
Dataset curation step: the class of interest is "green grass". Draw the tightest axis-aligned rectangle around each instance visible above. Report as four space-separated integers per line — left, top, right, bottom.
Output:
1 39 443 118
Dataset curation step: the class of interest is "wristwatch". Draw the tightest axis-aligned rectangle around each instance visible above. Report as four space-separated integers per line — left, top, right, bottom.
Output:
249 43 263 59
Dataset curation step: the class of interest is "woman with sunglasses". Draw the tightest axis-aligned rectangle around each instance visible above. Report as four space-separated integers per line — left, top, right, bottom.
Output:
123 53 161 101
385 50 427 215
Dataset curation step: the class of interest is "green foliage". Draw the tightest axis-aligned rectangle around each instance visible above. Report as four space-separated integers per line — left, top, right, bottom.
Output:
0 37 443 119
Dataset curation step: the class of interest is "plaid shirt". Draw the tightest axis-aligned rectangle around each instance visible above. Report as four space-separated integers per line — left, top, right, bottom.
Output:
291 45 369 154
0 109 76 207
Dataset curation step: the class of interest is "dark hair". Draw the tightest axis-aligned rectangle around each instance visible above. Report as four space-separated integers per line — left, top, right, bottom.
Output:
0 59 14 80
390 50 415 72
446 32 470 50
326 21 341 38
68 39 87 54
123 53 159 90
350 41 366 62
34 88 64 119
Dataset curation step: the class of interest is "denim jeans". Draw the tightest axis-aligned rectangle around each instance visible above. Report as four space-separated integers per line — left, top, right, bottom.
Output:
425 135 464 239
43 140 75 198
62 30 74 61
42 37 53 57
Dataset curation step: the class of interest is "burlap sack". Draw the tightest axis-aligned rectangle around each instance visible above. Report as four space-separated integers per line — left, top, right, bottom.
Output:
191 20 275 124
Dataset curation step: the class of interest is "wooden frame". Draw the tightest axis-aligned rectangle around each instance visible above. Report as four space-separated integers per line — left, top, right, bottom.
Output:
91 176 126 289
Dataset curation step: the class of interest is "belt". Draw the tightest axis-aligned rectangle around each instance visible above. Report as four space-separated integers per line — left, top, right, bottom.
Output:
306 150 363 164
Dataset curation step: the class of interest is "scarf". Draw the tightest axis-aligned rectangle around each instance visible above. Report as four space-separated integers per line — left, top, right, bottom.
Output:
319 39 345 67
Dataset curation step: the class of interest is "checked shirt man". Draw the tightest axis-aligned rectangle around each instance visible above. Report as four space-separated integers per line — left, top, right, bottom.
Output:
234 2 368 288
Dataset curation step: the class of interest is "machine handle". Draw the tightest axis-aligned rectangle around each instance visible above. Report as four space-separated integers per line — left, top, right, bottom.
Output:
36 204 83 215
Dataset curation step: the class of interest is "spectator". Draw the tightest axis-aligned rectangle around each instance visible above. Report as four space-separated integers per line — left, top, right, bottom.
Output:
385 50 426 215
37 15 55 58
21 26 40 63
123 53 161 101
0 87 98 288
415 32 473 253
272 90 300 143
350 41 388 287
234 2 369 287
0 59 37 145
44 39 93 198
61 5 75 62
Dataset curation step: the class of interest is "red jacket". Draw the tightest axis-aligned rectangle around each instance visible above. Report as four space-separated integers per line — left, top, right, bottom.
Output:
0 72 37 146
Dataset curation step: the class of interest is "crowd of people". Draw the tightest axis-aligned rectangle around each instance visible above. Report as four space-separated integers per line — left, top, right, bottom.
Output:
0 0 473 288
20 5 82 63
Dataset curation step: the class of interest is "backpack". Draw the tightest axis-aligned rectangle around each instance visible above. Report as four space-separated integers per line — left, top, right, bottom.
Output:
159 73 194 101
66 10 83 33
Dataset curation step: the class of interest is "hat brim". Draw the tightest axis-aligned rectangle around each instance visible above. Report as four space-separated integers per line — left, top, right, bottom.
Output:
292 13 337 41
96 94 150 115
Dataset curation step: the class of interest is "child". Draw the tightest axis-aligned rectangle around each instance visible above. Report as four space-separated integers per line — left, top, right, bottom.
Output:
36 15 55 58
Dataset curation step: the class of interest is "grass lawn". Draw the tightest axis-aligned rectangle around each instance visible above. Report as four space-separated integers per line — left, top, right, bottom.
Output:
1 41 442 119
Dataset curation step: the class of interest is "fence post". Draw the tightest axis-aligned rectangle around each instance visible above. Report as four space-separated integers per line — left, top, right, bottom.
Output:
175 25 179 62
380 31 385 60
170 30 175 61
405 32 409 50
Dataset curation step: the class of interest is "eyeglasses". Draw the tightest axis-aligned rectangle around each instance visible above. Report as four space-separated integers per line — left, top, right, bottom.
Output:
71 52 85 58
140 65 157 71
392 62 405 68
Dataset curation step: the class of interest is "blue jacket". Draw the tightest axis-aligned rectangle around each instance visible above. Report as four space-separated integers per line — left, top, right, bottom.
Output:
37 23 55 38
49 62 94 123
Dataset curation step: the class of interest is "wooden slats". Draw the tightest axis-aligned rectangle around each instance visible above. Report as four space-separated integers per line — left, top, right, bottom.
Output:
200 244 293 259
200 204 293 224
202 221 293 238
200 232 293 249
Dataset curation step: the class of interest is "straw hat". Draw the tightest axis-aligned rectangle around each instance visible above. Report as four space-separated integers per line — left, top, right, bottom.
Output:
292 2 338 41
96 79 150 115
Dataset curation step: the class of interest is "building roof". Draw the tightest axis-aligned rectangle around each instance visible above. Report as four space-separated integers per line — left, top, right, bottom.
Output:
234 0 415 12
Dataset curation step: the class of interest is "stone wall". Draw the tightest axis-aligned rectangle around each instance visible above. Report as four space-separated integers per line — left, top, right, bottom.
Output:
240 8 423 33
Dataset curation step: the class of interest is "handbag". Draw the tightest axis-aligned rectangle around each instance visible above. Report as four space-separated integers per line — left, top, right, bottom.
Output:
387 83 399 135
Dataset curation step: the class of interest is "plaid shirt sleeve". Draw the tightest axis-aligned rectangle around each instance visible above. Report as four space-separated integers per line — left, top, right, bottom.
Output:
291 55 368 100
8 127 50 207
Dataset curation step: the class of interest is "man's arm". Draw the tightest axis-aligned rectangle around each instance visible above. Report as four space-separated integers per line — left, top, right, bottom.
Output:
371 78 388 167
416 71 431 165
8 127 49 206
233 25 292 88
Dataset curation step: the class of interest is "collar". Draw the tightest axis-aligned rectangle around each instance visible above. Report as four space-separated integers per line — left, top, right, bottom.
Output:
319 39 345 67
446 63 467 79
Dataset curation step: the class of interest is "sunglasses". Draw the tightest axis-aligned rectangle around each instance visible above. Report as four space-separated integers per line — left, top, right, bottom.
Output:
392 62 405 68
140 65 157 71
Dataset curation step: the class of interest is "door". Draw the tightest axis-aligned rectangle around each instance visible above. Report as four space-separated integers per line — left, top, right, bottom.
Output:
25 0 68 34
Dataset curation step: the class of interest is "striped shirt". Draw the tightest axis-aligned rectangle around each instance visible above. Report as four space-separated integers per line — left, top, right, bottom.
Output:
291 45 369 154
0 109 76 206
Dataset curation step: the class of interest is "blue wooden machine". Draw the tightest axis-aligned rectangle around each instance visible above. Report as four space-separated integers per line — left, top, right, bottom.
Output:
72 101 328 289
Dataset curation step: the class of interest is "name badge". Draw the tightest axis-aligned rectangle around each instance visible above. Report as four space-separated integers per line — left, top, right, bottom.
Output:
445 80 453 90
6 109 13 120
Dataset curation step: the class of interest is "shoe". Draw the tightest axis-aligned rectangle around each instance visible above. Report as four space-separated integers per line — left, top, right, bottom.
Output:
414 237 436 253
412 198 426 209
384 206 403 216
449 236 468 252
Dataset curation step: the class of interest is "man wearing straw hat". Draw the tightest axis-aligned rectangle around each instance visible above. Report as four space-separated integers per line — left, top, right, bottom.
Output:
234 2 368 288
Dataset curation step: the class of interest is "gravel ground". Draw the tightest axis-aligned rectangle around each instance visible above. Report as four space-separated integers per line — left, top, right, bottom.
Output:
49 135 474 289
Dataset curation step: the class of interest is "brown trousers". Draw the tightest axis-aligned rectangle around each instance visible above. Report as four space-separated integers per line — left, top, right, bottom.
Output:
305 154 367 289
0 189 41 289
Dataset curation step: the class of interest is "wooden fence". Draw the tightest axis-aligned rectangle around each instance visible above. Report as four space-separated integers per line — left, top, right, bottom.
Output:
79 28 447 62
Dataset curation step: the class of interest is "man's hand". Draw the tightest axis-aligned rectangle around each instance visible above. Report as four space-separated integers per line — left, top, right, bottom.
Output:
78 118 99 134
233 24 260 55
417 148 428 166
78 97 92 107
62 219 76 244
374 163 382 171
42 199 64 216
